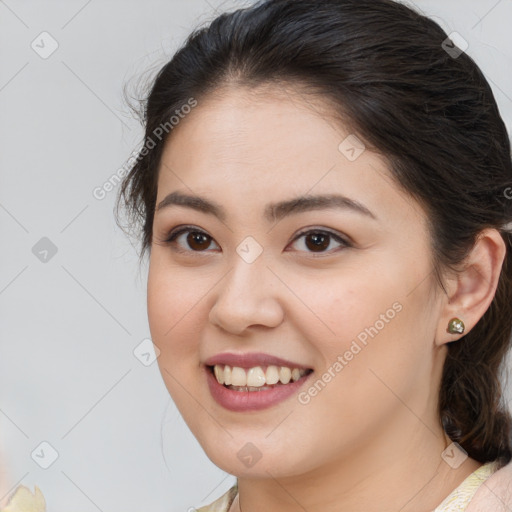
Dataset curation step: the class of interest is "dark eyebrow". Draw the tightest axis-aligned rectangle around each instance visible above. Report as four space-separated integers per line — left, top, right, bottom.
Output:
155 191 377 223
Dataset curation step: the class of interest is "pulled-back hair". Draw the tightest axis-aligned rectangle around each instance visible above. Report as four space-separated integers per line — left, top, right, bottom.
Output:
116 0 512 466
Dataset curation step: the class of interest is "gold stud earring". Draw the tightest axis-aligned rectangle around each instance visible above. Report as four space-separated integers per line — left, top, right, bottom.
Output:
447 317 465 334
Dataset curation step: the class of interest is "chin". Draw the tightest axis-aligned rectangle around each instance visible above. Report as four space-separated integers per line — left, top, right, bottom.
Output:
198 434 307 479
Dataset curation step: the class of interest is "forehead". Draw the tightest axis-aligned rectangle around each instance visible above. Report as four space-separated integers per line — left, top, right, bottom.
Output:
156 84 427 228
161 82 344 164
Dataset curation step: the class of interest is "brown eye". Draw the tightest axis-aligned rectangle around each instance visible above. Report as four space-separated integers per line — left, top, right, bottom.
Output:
288 229 350 254
186 231 212 251
305 233 330 252
164 227 220 253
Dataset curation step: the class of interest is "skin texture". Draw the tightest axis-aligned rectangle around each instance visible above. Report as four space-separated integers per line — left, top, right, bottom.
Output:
147 84 506 512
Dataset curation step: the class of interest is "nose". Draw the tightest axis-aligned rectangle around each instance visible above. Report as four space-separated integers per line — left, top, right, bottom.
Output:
208 255 285 335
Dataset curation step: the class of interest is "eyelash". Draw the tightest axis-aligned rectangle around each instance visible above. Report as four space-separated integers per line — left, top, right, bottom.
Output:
160 225 352 256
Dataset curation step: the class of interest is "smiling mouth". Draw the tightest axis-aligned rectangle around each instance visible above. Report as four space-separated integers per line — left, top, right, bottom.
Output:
209 364 313 391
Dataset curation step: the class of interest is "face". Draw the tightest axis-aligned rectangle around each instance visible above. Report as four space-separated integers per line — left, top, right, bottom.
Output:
147 85 446 480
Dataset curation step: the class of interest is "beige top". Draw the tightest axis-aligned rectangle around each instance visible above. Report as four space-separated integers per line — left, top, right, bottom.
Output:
1 460 508 512
434 460 502 511
197 460 505 512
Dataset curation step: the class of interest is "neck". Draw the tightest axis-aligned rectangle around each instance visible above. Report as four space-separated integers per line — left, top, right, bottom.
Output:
232 420 481 512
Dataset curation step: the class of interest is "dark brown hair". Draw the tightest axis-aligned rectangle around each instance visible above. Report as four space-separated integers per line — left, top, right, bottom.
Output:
116 0 512 466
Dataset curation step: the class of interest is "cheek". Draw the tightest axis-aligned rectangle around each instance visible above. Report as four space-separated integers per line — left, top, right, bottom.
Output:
288 264 432 405
148 250 202 335
147 254 207 376
282 265 403 358
147 258 210 424
289 303 429 468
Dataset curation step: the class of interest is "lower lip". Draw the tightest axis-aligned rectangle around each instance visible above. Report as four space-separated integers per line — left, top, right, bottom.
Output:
205 366 312 412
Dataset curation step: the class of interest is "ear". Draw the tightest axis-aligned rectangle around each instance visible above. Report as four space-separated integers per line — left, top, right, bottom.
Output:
435 228 507 346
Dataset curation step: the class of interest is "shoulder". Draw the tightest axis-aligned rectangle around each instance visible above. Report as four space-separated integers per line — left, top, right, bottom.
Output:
466 460 512 512
196 484 238 512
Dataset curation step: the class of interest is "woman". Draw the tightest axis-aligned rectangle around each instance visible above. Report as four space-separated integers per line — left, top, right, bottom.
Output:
117 0 512 510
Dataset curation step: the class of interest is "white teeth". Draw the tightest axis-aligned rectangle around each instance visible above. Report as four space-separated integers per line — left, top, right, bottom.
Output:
224 365 232 386
247 367 266 387
291 368 302 382
231 366 247 386
212 364 309 388
214 365 224 385
279 366 291 384
265 365 280 385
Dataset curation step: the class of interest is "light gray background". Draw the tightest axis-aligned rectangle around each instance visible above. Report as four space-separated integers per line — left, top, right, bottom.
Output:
1 1 511 511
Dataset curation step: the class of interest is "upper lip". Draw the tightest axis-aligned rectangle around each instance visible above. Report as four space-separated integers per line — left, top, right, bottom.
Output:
204 352 312 370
